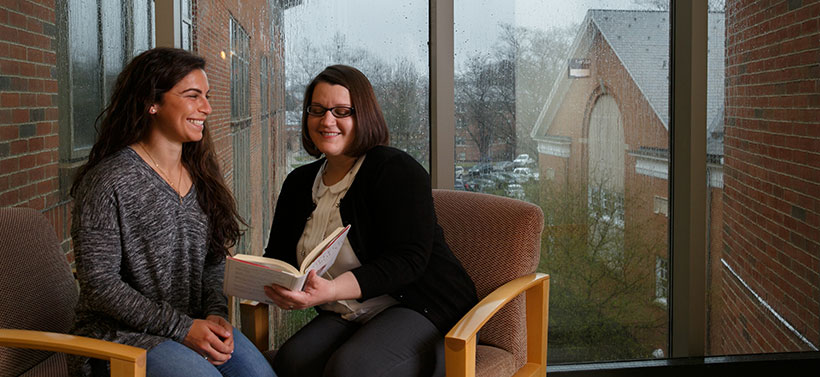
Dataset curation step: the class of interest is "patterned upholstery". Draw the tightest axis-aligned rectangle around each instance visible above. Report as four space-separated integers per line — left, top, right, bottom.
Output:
432 189 544 377
0 207 78 377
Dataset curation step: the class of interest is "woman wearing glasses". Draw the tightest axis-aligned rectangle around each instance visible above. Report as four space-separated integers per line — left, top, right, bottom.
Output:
263 65 477 377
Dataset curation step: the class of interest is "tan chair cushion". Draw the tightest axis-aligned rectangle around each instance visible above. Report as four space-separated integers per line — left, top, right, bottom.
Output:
0 208 77 377
475 345 516 377
19 352 68 377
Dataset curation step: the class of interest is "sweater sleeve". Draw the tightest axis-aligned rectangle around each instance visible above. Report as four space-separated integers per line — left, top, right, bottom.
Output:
349 152 437 300
201 248 228 319
72 182 194 343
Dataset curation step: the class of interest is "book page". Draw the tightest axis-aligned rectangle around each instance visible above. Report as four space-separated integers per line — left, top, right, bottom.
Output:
299 225 351 275
303 225 350 276
233 253 299 275
223 257 306 302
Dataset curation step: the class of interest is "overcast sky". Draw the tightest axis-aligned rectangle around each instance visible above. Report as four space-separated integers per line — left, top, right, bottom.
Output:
284 0 646 72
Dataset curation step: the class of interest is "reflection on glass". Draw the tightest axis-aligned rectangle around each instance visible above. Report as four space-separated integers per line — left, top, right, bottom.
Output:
69 0 101 152
101 0 124 100
132 0 151 56
706 1 820 356
283 0 430 173
456 0 671 363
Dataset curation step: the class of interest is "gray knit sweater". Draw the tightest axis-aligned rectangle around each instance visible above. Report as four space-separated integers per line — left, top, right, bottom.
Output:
69 147 228 375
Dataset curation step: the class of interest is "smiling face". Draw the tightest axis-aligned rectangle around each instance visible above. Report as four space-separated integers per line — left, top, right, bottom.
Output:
307 82 357 159
151 69 211 144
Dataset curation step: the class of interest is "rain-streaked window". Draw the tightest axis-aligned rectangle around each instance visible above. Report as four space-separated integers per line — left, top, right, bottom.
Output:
455 0 672 363
181 0 193 51
56 0 153 176
230 17 250 121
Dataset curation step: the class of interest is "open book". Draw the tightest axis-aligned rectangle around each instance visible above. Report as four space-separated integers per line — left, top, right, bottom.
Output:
223 225 351 304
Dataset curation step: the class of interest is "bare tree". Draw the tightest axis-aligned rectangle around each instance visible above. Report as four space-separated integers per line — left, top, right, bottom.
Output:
499 23 574 159
455 52 516 162
371 59 429 166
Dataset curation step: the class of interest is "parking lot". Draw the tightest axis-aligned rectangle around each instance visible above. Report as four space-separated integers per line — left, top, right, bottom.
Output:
455 154 538 199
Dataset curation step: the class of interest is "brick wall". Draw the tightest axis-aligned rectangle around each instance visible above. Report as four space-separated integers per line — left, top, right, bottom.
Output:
0 1 73 254
718 0 819 354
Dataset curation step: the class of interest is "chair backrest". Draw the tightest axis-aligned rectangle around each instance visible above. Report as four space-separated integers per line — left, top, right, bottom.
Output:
432 189 544 368
0 207 78 377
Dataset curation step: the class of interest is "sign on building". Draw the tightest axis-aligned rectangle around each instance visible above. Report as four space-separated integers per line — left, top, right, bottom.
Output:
568 58 591 78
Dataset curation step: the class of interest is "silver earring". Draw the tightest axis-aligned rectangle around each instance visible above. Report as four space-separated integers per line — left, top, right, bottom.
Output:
149 107 156 114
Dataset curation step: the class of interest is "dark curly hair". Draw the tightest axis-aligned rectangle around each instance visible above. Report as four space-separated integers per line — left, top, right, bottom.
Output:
71 47 243 257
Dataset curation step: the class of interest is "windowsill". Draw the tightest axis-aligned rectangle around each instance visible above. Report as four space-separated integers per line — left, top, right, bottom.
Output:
546 351 820 377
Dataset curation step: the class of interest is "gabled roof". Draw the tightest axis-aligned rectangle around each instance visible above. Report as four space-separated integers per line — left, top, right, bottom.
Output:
531 10 725 143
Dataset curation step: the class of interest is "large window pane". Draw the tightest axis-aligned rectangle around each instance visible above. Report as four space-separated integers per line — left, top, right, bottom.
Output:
68 0 101 154
707 0 820 355
101 1 124 100
456 0 672 363
283 1 430 172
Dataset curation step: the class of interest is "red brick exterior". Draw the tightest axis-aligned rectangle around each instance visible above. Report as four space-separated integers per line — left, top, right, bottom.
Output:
539 30 672 246
194 0 285 253
0 0 73 254
713 0 820 354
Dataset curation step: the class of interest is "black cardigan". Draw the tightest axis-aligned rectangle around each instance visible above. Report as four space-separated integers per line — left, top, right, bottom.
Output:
264 146 477 333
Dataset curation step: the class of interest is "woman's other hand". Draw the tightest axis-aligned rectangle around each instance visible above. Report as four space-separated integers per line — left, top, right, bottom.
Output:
206 315 235 352
183 317 233 365
263 270 361 310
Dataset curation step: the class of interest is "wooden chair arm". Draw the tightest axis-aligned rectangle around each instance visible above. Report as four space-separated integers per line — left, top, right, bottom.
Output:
0 329 146 377
445 273 549 377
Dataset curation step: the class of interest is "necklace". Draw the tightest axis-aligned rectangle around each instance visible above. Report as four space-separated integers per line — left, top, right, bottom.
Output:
139 142 184 204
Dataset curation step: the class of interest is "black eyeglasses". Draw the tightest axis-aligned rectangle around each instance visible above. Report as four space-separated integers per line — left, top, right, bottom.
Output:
305 104 355 118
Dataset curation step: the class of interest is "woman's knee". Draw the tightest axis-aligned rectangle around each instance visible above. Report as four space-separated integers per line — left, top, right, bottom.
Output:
322 347 369 377
217 328 276 377
146 340 222 377
272 340 319 377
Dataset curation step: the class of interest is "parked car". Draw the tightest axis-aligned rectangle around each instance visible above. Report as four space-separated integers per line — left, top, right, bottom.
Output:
467 162 493 177
464 177 494 192
490 171 517 187
454 178 466 191
512 167 535 183
493 160 515 172
513 153 535 167
505 183 525 199
455 165 464 179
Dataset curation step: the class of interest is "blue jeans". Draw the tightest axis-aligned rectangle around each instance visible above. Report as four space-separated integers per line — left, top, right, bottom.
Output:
146 328 276 377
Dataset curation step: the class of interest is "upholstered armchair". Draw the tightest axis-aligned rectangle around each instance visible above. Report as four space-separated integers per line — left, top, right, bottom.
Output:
0 207 146 377
432 189 549 377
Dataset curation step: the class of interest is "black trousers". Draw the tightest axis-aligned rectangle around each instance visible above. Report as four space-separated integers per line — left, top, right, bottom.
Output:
273 306 445 377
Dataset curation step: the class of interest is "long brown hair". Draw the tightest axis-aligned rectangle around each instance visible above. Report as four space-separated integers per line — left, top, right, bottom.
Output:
301 65 389 157
71 47 243 256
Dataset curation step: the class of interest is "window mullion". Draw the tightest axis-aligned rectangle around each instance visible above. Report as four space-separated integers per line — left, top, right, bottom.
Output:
429 0 455 189
155 0 181 48
670 0 708 358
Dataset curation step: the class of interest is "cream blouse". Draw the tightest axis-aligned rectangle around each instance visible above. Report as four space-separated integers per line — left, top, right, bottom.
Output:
295 155 398 322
